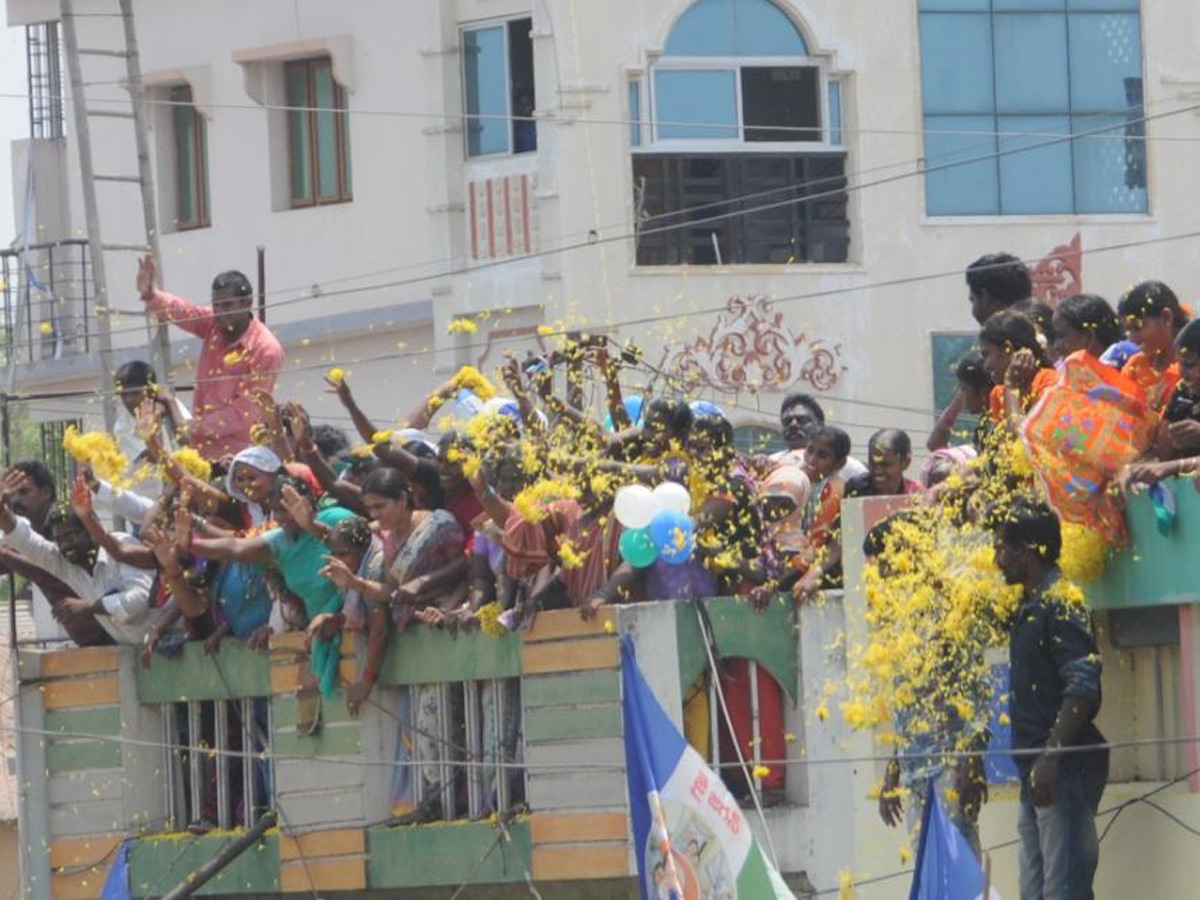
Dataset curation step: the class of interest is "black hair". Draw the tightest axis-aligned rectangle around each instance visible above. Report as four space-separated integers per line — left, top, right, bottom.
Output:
114 360 156 389
862 509 921 558
780 392 825 425
1176 319 1200 359
312 424 350 460
272 473 313 503
979 309 1051 367
644 398 694 439
868 428 912 458
330 515 373 551
1012 299 1056 344
437 429 475 455
691 413 734 450
344 453 382 476
45 503 82 532
1118 280 1189 331
1056 293 1123 348
403 440 436 459
13 460 56 500
955 351 991 390
211 270 253 299
993 495 1062 564
362 466 410 500
966 252 1032 307
809 425 851 462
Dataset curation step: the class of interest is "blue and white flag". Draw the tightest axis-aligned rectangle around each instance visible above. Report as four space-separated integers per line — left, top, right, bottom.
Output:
621 636 795 900
908 780 1001 900
100 840 131 900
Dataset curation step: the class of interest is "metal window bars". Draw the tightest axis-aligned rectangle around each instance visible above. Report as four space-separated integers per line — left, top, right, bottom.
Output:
162 698 271 831
26 22 65 140
0 239 93 366
707 661 767 809
401 678 523 822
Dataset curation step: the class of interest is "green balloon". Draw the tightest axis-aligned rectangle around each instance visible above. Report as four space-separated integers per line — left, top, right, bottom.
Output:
619 527 659 568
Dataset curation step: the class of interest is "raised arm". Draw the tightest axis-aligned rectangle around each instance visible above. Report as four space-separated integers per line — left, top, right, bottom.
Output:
288 401 368 514
137 254 214 340
325 373 380 446
71 476 156 570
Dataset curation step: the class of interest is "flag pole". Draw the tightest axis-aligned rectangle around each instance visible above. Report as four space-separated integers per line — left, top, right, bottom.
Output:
982 850 992 898
694 603 781 869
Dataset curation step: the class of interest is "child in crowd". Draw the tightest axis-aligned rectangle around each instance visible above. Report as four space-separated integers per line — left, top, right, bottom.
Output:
929 351 993 453
845 429 922 499
1050 293 1124 365
978 309 1057 431
1118 280 1190 412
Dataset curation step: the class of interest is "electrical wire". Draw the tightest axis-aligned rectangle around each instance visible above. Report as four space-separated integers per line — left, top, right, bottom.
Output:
3 97 1192 355
0 86 1191 144
3 716 1200 773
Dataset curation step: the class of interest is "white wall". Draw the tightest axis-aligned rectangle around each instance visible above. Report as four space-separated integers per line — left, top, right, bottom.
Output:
5 0 1200 449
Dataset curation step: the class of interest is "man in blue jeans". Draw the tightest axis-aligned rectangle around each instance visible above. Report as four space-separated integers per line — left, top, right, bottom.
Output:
992 498 1108 900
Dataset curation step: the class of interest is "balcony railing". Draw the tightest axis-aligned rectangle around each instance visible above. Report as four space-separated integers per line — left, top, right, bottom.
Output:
0 239 93 367
14 495 1200 899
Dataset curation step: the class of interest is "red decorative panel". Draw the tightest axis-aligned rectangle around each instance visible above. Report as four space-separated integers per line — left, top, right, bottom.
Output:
658 296 845 394
468 173 536 261
1031 233 1082 307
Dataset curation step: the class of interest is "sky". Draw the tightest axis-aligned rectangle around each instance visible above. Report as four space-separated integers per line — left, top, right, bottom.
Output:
0 25 26 250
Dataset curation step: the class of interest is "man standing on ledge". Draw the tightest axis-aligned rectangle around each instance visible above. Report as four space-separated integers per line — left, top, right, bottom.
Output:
137 255 284 460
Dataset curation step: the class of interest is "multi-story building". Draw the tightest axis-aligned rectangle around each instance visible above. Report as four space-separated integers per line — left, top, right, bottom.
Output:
4 1 1200 898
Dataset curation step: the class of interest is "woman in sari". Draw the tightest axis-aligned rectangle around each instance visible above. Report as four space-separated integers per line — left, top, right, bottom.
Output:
319 467 464 821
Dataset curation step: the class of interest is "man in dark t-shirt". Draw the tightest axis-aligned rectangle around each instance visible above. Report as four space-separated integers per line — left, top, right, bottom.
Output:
993 498 1106 900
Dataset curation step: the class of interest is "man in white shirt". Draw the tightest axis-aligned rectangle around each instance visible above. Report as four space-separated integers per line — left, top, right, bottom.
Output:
0 493 155 646
113 360 192 499
769 392 867 480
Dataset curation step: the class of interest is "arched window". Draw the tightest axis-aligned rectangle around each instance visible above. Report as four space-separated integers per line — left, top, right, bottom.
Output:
632 0 849 265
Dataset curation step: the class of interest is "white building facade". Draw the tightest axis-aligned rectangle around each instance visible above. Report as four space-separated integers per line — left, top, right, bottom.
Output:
5 4 1200 900
5 0 1197 458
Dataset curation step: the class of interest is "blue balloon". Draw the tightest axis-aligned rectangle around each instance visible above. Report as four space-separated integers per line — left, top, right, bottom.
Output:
648 508 694 565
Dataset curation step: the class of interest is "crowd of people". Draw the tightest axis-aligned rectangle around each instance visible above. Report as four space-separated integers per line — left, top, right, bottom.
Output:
4 251 1198 897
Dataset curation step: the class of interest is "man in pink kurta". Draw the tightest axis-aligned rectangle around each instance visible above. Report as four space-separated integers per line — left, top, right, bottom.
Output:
137 256 284 460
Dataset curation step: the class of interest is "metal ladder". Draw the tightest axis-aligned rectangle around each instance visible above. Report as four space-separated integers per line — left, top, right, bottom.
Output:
58 0 171 430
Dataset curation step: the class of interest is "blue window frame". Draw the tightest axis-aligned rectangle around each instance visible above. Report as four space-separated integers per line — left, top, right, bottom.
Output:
918 1 1146 216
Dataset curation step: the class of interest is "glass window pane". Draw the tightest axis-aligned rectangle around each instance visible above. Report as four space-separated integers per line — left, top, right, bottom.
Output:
1068 0 1138 9
285 65 312 202
313 62 339 198
665 0 806 57
171 87 196 224
1072 113 1147 213
919 13 995 115
741 66 819 142
994 0 1065 9
629 81 641 146
665 0 735 55
463 26 509 156
997 115 1074 213
1068 13 1142 114
918 0 989 9
993 13 1069 114
923 115 1000 215
653 69 738 140
732 0 808 56
827 80 842 144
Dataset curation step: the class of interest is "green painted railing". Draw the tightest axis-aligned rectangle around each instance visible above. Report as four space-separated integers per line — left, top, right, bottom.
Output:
136 640 271 703
1092 477 1200 608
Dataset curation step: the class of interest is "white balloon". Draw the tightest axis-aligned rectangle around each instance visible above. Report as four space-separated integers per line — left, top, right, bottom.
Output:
653 480 691 515
614 484 659 530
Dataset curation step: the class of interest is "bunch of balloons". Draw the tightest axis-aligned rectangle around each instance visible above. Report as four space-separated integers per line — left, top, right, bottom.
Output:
614 482 694 567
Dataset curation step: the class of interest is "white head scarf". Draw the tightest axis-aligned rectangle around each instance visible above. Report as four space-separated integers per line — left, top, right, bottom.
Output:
225 446 282 526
